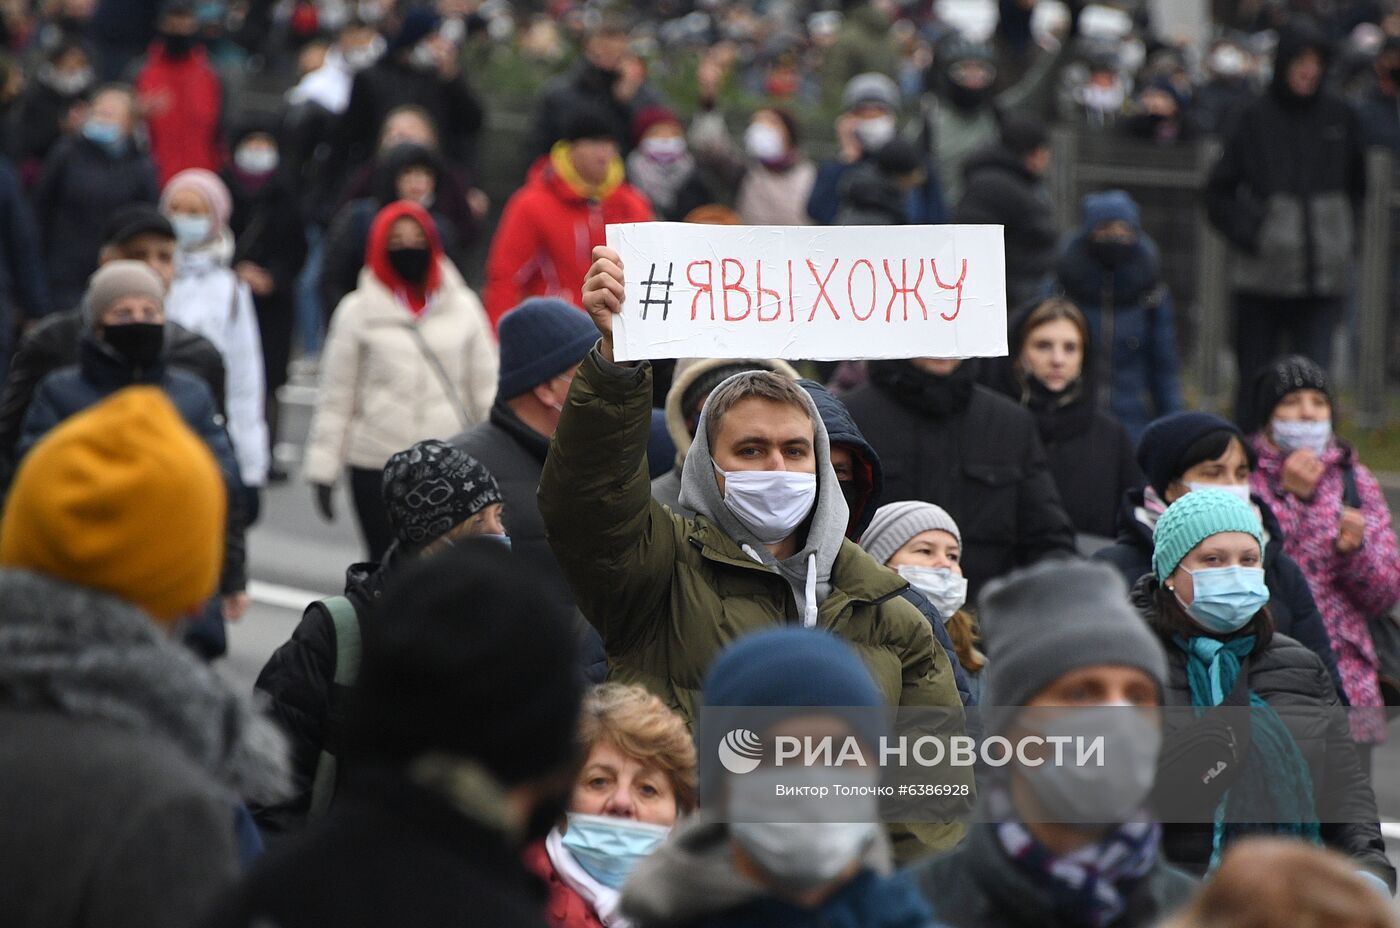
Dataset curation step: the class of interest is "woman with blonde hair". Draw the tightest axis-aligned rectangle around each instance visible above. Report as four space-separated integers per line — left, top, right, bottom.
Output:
1163 837 1396 928
525 683 697 928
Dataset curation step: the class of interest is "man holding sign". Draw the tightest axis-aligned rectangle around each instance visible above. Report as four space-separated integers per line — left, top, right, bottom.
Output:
538 244 970 859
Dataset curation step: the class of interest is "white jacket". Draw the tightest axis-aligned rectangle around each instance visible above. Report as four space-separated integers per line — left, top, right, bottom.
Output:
303 260 498 484
167 232 269 487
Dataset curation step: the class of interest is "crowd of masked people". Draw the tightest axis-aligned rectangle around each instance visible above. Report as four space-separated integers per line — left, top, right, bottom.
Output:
1 0 1400 927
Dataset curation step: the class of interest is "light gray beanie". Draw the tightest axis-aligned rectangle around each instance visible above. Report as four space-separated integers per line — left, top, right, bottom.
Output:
979 560 1167 711
859 501 962 566
82 260 165 328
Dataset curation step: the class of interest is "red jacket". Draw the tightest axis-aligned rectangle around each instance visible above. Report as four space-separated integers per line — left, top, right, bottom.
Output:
484 161 652 328
522 840 606 928
135 43 222 186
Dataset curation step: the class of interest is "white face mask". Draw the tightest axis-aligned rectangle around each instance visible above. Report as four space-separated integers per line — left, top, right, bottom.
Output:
728 766 878 893
409 42 438 72
641 135 686 164
1185 481 1251 504
1271 418 1331 455
344 36 384 72
714 466 817 545
853 114 896 151
744 122 786 162
234 145 279 175
896 565 967 619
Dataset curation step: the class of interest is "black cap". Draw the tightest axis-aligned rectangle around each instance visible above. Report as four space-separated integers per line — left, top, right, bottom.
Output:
1251 355 1332 429
561 104 619 144
1001 113 1049 158
102 204 174 246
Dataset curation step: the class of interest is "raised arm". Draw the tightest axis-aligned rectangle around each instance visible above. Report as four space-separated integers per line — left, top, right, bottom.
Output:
538 247 680 657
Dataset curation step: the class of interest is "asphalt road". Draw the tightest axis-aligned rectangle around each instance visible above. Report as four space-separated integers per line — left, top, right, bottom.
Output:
219 387 1400 881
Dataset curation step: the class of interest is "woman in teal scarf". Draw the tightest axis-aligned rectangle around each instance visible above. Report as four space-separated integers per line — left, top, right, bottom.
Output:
1134 489 1393 893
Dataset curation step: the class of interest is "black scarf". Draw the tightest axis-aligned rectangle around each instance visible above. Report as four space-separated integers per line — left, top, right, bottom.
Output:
1020 372 1097 445
868 359 977 420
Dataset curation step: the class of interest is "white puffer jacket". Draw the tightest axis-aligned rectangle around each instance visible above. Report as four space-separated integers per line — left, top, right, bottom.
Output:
303 260 498 484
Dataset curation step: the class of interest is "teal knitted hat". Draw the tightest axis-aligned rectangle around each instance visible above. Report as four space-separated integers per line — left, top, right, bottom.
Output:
1152 489 1264 581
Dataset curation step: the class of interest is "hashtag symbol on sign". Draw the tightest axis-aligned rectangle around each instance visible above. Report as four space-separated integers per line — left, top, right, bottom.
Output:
639 263 674 321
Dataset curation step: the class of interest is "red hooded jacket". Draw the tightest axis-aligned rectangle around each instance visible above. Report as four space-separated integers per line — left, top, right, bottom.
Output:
483 159 652 328
135 43 223 186
367 200 445 315
521 841 606 928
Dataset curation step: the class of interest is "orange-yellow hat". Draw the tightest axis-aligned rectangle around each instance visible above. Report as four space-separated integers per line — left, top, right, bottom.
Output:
0 386 225 624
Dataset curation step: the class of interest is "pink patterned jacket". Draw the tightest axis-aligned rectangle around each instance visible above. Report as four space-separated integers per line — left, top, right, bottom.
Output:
1251 438 1400 744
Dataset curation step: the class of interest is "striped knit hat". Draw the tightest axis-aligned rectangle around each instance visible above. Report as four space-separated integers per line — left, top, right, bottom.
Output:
1152 488 1264 581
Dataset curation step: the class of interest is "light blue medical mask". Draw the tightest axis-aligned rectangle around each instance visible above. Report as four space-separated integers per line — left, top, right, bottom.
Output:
1185 481 1251 504
560 813 670 889
1177 565 1268 634
82 119 127 156
168 214 212 250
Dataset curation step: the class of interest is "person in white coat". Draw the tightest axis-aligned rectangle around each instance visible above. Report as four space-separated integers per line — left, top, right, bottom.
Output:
160 168 269 498
303 200 497 560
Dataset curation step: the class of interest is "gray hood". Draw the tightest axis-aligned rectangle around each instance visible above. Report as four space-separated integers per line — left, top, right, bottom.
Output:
678 372 849 625
621 811 894 925
0 570 291 804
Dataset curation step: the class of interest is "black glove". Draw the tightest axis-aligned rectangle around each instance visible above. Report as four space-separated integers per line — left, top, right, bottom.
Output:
313 483 335 522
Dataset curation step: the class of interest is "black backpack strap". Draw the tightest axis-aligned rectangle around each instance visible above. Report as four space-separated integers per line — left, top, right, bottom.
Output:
1340 460 1362 510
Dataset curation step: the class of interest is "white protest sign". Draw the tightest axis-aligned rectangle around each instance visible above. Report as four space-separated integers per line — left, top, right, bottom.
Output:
606 222 1007 362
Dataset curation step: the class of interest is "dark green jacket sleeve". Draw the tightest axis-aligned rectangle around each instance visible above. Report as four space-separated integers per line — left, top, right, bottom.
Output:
538 349 680 658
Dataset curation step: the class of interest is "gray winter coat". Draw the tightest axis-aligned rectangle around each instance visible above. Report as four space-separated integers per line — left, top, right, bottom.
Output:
0 570 290 928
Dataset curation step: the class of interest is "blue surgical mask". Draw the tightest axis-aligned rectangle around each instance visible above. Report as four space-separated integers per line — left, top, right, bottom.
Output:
82 119 127 156
168 214 212 249
559 813 670 889
1177 565 1268 634
1271 418 1331 455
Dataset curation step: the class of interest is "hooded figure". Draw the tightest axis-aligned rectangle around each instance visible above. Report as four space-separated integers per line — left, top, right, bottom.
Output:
304 201 497 562
1204 17 1365 428
1056 189 1184 443
539 345 970 859
652 357 801 516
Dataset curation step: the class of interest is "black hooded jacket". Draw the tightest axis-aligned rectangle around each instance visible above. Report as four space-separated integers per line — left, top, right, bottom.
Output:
953 146 1059 308
1095 487 1345 702
981 304 1142 541
1204 19 1365 298
251 561 392 836
843 360 1076 597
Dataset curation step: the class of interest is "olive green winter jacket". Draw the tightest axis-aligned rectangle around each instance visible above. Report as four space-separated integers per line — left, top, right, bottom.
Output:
539 351 969 856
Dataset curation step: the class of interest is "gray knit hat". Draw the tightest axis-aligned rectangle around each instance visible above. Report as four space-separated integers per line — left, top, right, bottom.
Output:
82 260 165 327
980 560 1167 712
859 501 961 566
842 72 900 112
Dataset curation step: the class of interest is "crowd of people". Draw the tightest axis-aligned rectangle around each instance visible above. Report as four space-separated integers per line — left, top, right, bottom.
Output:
1 0 1400 926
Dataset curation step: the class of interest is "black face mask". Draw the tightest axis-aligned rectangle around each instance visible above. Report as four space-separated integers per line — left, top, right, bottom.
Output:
840 479 861 512
1389 66 1400 87
1088 239 1135 268
161 31 195 57
946 80 991 111
387 246 431 283
104 322 165 369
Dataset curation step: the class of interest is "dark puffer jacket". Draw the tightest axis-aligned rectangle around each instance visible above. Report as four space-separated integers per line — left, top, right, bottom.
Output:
0 310 226 480
953 145 1058 309
1096 488 1344 700
1056 192 1184 444
909 821 1197 928
19 336 246 594
1131 576 1394 888
250 561 390 836
1204 20 1365 299
452 402 606 684
843 360 1076 597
